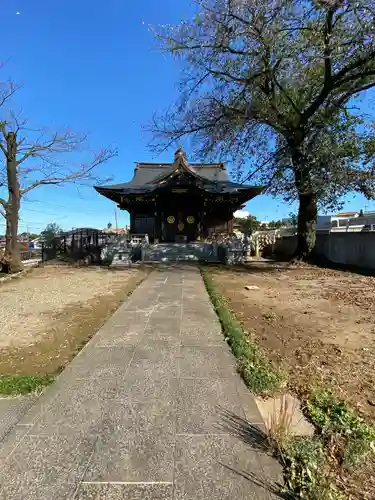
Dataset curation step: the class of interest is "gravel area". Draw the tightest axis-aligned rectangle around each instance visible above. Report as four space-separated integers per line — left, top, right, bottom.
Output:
0 265 142 349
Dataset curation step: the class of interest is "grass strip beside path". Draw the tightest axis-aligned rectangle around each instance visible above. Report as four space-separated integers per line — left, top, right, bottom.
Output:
0 375 55 395
201 266 283 395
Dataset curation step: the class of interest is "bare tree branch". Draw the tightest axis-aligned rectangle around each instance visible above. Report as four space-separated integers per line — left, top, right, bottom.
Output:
0 79 21 108
16 129 87 166
20 149 116 195
0 123 8 157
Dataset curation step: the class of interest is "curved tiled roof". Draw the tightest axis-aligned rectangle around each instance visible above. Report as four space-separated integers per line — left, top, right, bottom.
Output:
102 162 228 190
95 150 263 200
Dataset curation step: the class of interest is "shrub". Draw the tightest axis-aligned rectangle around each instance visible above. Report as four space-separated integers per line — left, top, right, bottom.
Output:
283 437 339 500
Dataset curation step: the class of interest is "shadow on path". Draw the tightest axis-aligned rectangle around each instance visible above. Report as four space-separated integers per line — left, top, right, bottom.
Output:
216 406 290 499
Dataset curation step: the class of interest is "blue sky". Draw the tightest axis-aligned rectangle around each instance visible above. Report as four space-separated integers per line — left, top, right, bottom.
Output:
1 0 375 234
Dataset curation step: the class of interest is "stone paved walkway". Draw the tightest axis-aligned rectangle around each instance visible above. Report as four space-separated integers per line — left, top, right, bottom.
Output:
0 266 282 499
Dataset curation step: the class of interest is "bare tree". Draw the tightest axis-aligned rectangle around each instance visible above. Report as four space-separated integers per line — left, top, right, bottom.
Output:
0 81 117 272
151 0 375 259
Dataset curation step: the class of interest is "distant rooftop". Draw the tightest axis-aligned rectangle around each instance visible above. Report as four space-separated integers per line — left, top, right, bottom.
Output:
102 228 127 233
335 212 359 217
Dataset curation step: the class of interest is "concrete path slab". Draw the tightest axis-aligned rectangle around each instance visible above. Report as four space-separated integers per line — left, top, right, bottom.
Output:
0 265 283 499
0 396 37 442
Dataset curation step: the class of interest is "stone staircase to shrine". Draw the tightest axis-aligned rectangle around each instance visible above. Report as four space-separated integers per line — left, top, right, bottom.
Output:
107 242 225 266
141 243 221 263
106 239 248 267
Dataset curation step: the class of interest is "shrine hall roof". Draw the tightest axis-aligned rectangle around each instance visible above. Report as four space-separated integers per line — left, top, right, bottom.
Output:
95 162 260 194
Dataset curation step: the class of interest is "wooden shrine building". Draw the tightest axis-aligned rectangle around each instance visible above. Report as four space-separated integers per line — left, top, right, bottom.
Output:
95 149 263 243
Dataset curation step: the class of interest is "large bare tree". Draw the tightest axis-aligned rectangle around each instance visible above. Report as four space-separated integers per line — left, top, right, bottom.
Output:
0 80 117 272
151 0 375 259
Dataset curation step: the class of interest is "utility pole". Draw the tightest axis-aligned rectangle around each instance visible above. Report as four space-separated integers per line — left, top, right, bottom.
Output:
114 207 118 231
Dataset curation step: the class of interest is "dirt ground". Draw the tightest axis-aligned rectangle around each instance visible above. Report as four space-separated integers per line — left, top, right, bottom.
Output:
209 261 375 423
0 264 147 375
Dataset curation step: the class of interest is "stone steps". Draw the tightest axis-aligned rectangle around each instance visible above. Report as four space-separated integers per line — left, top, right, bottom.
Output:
107 242 226 264
141 243 220 263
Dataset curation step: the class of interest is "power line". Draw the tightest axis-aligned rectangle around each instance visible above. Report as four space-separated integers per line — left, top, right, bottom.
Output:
22 199 112 215
0 217 67 225
21 208 65 217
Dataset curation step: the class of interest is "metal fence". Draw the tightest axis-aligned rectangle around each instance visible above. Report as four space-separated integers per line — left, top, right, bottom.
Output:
42 228 127 263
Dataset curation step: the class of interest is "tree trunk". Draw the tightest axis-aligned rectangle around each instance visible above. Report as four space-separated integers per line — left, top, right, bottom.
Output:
295 190 317 260
293 153 318 261
3 132 23 273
